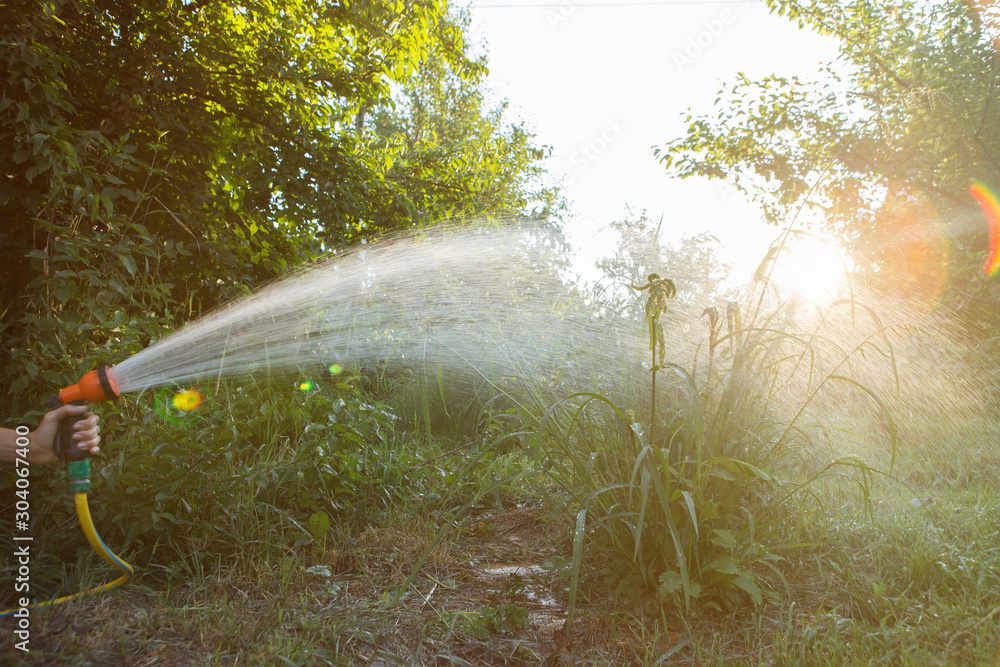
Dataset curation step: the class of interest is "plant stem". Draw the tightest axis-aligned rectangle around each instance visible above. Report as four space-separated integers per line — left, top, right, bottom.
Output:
650 333 657 447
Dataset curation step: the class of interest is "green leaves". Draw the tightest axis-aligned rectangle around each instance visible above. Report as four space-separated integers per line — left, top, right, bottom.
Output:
710 528 737 550
1 1 554 424
534 383 780 615
307 511 331 541
657 0 1000 334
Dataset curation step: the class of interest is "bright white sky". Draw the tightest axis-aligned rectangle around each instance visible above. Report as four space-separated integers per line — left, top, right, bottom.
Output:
460 0 843 284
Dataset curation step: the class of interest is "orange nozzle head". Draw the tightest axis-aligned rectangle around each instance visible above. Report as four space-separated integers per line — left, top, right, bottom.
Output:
59 365 120 403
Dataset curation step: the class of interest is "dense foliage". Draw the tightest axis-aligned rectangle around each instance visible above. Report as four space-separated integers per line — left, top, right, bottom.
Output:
0 0 558 414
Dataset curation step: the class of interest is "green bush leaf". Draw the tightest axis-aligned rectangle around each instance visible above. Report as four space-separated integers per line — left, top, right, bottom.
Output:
707 556 740 576
710 528 736 550
732 573 762 604
307 512 330 540
53 284 76 303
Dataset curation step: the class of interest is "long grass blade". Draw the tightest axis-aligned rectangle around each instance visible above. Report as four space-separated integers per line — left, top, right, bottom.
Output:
568 508 587 632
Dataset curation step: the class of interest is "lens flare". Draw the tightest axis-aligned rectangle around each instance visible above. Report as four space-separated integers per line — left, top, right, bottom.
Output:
328 364 342 375
866 182 949 316
298 381 315 392
172 389 203 411
969 180 1000 277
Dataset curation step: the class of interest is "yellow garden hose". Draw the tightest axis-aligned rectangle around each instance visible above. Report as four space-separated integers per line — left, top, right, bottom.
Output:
70 491 134 594
1 463 133 618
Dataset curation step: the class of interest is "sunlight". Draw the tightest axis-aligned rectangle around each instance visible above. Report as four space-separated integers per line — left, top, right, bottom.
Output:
769 235 848 306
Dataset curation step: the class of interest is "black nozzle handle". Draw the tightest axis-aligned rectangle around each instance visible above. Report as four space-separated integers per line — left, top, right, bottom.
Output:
44 395 90 461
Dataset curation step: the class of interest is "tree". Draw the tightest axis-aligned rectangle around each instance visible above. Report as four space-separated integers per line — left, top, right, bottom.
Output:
654 0 1000 330
370 11 562 222
0 0 557 412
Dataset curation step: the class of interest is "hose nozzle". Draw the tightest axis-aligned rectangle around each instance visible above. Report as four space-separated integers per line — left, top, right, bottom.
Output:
59 365 120 404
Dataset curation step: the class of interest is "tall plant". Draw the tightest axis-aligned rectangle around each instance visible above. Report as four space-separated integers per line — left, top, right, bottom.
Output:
537 277 899 621
629 273 676 446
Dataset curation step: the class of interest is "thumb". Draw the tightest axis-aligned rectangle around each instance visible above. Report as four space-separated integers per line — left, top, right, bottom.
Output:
40 403 87 426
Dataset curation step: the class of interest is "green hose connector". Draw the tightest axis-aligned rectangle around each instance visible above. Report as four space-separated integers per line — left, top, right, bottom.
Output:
67 460 92 494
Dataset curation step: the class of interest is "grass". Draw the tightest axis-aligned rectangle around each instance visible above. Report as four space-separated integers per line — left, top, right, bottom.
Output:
4 459 1000 665
5 286 1000 664
4 428 1000 667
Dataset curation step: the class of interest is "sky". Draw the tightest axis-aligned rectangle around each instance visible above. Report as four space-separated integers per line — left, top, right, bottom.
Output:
458 0 843 283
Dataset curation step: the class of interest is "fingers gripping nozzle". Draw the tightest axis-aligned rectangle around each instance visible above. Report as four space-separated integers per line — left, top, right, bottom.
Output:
45 395 89 462
50 365 120 462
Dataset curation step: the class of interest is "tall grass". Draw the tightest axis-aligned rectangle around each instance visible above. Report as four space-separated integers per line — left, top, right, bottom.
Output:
532 284 901 625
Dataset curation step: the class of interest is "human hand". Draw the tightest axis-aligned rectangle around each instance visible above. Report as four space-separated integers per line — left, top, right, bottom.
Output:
29 404 101 464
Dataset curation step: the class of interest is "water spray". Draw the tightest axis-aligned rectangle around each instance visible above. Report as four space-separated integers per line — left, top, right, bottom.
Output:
1 223 653 617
